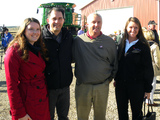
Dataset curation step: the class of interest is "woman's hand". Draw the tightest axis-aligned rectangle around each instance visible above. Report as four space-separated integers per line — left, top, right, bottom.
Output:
18 114 32 120
144 92 150 99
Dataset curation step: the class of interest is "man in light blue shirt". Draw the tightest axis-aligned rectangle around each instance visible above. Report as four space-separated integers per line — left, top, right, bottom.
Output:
77 26 85 35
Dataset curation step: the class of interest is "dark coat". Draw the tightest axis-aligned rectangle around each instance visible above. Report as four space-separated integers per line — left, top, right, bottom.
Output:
42 25 73 90
115 40 154 92
4 46 50 120
152 30 159 45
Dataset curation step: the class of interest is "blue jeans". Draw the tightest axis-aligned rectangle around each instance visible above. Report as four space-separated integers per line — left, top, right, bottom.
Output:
49 87 70 120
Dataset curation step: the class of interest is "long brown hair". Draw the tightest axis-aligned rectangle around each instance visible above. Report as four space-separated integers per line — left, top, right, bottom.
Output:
118 17 148 60
8 18 48 61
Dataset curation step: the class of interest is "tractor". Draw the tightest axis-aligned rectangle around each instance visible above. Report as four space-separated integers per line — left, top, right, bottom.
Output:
37 2 82 36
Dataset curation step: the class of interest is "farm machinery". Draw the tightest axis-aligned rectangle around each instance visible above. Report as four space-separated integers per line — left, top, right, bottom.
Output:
37 2 83 36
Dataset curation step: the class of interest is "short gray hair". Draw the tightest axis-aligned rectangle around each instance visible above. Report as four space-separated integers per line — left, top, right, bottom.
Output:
87 12 102 23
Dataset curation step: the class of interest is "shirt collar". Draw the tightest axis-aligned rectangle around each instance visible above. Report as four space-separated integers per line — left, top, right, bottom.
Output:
47 25 62 43
125 39 139 53
86 31 102 39
126 39 139 45
47 25 62 36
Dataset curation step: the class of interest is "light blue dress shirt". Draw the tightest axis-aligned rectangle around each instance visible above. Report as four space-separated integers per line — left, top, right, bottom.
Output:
125 39 139 53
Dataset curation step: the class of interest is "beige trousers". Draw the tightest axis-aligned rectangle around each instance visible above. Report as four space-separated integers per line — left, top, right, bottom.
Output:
75 80 110 120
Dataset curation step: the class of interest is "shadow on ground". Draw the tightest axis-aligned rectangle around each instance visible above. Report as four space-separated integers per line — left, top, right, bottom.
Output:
0 90 7 93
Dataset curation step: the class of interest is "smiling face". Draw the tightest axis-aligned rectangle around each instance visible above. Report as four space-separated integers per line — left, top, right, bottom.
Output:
47 10 64 36
25 22 41 45
87 14 102 38
127 21 139 41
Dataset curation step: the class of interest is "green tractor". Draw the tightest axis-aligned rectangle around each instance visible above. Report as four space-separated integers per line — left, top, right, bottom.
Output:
37 2 82 36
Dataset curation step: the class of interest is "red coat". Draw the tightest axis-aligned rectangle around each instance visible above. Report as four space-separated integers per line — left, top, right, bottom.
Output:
4 46 50 120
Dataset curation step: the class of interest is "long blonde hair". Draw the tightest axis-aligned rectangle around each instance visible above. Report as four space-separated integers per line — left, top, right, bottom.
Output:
8 18 48 61
143 30 155 41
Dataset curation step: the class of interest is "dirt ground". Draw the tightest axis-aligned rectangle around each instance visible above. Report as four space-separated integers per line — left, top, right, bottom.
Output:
0 50 160 120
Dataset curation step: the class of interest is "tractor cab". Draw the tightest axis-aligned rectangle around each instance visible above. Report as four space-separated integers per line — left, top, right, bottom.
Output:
37 2 82 36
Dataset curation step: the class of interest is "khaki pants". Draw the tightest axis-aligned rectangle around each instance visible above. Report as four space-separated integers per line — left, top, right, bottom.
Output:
75 80 109 120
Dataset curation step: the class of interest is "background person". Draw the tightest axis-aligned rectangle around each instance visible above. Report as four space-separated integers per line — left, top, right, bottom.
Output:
73 13 117 120
77 26 85 35
143 30 160 106
42 7 73 120
4 18 50 120
148 20 159 46
114 17 154 120
116 30 123 45
1 27 13 52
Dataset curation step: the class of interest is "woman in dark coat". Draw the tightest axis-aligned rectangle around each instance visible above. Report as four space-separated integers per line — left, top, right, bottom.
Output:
114 17 154 120
4 18 50 120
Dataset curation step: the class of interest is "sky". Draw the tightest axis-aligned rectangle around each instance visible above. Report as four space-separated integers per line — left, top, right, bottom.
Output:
0 0 93 26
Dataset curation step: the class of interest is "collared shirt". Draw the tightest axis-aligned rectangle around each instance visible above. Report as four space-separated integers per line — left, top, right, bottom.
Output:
86 31 102 39
125 39 139 53
47 25 62 43
77 30 85 35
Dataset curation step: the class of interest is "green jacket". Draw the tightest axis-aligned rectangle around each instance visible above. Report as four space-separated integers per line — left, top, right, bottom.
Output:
73 33 118 85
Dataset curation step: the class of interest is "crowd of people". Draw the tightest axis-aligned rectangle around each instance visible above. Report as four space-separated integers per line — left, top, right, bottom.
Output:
2 7 159 120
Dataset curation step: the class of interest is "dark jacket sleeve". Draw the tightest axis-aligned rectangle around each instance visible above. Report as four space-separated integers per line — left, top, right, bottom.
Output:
142 45 154 92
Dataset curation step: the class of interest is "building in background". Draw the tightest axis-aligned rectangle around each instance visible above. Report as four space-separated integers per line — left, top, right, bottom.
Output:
80 0 159 35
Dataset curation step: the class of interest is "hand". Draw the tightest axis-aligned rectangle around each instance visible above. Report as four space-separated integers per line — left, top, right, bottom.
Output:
144 92 150 99
18 114 32 120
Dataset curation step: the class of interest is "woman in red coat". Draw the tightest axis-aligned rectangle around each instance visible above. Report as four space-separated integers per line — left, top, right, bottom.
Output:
4 18 50 120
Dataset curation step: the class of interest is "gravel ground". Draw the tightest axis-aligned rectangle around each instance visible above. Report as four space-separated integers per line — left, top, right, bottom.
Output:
0 50 160 120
